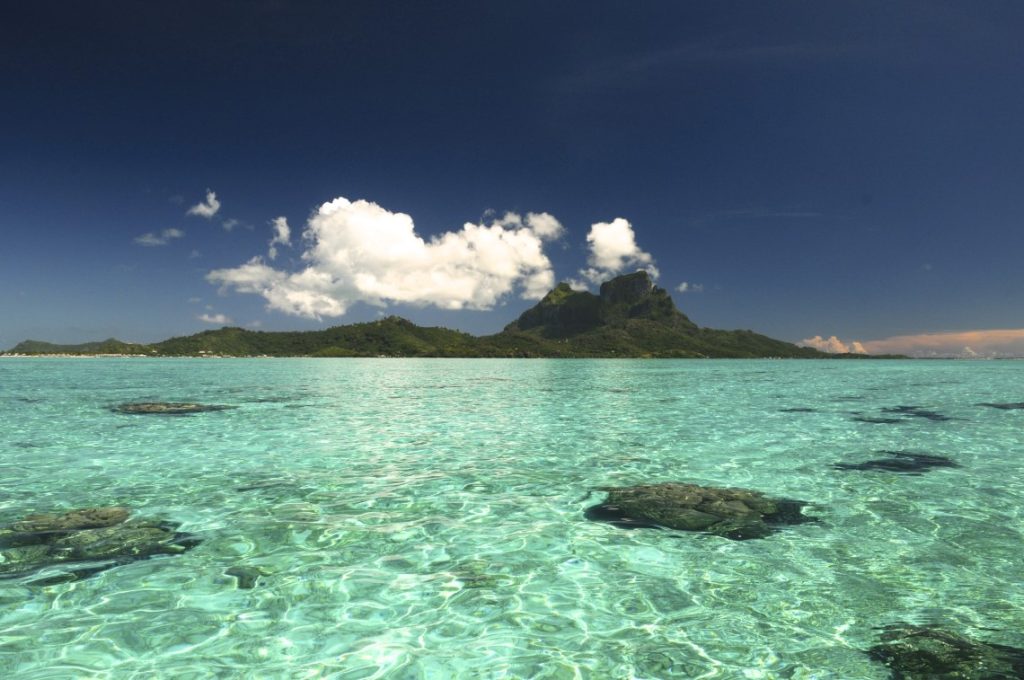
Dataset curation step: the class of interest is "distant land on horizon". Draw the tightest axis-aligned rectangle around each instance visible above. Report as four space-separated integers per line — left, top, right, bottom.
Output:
2 273 895 359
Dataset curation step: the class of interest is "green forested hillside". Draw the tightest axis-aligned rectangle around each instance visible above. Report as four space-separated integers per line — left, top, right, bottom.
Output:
4 272 833 358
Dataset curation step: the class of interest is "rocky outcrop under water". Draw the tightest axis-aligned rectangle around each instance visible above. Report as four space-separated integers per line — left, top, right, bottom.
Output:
225 565 268 589
111 402 232 415
0 506 199 584
835 451 961 475
868 624 1024 679
586 482 816 540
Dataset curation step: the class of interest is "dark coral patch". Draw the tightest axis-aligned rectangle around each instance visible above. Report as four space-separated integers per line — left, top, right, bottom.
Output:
867 624 1024 679
586 482 816 541
0 507 199 584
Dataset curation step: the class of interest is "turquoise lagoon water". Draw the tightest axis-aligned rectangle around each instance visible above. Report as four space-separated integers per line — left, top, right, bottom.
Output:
1 358 1023 678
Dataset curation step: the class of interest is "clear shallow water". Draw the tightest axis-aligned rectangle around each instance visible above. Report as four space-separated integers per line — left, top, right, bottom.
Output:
1 358 1022 679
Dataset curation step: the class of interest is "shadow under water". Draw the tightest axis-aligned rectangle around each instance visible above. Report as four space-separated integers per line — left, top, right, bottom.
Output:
977 401 1024 410
835 451 961 475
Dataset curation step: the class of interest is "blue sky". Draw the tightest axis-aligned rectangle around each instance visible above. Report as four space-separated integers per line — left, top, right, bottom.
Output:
2 1 1023 356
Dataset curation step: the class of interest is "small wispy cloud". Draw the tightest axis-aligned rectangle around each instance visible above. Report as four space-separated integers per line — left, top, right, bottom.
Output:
188 249 201 259
222 218 241 231
187 189 221 218
198 312 232 324
267 216 291 260
134 228 184 247
676 282 703 293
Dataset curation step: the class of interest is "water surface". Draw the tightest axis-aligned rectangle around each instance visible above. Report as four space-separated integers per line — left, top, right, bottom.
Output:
1 359 1022 678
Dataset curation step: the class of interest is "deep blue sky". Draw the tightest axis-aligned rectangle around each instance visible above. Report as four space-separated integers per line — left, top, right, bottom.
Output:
3 1 1023 355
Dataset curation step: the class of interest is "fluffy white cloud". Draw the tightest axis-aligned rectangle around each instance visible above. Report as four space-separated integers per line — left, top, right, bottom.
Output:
198 312 232 324
208 197 564 319
676 282 703 293
522 212 564 239
134 228 184 246
267 216 291 260
579 217 658 284
799 335 867 354
187 189 221 218
222 218 240 231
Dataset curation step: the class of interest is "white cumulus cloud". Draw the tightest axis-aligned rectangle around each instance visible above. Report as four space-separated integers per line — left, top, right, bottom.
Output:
198 312 232 324
207 197 564 319
676 282 703 293
579 217 658 285
799 335 867 354
187 189 221 218
134 228 184 246
267 216 291 260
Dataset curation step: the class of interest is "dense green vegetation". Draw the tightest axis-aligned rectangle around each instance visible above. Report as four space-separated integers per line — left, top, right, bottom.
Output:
5 338 150 355
4 272 841 358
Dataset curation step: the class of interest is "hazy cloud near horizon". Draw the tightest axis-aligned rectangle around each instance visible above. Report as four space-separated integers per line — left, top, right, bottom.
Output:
802 329 1024 357
799 335 867 354
864 328 1024 357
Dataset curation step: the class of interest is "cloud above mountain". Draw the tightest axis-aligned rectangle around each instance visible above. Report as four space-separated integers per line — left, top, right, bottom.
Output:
207 197 565 318
579 218 658 284
197 312 232 324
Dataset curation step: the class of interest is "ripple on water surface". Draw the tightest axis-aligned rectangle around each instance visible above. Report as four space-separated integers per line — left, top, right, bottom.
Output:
1 358 1023 677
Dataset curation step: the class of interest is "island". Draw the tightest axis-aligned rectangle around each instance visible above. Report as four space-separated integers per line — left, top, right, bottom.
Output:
3 272 884 359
